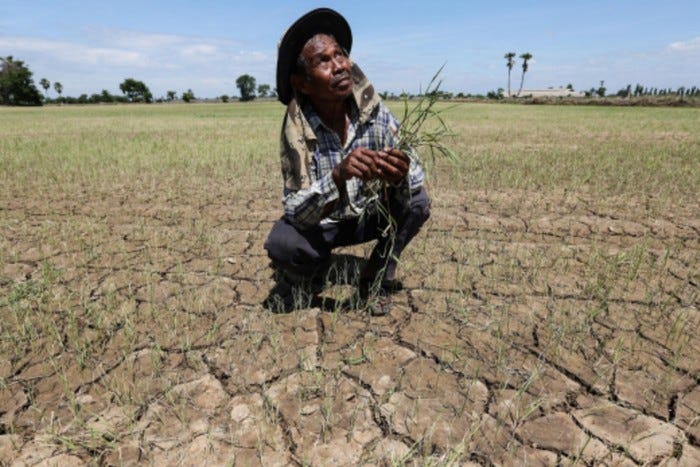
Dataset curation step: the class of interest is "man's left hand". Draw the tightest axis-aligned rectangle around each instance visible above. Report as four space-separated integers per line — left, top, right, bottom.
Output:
375 148 410 185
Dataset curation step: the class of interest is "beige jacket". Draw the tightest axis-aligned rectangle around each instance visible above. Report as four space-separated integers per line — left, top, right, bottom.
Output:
278 63 381 193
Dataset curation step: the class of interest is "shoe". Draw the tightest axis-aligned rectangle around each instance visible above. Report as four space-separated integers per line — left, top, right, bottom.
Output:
366 293 392 316
359 277 403 294
358 278 392 316
264 270 325 312
269 262 327 294
380 278 403 293
263 274 298 312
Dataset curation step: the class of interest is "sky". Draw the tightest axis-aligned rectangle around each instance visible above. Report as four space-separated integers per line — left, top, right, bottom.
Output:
1 1 699 99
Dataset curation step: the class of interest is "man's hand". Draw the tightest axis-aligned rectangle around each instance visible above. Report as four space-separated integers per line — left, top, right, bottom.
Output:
375 148 410 185
332 147 380 187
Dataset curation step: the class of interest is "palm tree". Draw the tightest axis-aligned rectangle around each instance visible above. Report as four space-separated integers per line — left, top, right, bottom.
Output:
517 52 532 96
53 81 63 104
40 78 50 99
504 52 516 97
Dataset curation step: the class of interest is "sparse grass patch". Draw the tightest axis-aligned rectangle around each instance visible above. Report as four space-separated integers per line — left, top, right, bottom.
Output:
1 101 697 465
403 103 699 206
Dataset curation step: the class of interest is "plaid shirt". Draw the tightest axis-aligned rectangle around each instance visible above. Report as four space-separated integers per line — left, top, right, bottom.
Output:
282 99 424 229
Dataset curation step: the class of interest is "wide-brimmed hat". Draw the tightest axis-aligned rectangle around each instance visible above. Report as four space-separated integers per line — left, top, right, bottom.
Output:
276 8 352 105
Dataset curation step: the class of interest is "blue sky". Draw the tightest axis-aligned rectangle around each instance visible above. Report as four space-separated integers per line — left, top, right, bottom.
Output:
1 1 698 98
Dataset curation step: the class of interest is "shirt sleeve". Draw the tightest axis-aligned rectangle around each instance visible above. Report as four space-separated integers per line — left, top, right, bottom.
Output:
282 171 340 229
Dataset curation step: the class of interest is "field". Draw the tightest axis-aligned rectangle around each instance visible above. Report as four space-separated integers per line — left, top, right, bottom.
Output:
1 101 698 465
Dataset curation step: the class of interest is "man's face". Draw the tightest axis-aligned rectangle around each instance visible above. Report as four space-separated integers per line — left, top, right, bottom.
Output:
294 34 353 104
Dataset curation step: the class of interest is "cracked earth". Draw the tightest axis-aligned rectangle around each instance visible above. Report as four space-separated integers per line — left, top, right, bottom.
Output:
1 176 698 466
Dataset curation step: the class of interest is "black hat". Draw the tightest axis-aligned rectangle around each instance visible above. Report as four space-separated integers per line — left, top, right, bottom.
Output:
276 8 352 105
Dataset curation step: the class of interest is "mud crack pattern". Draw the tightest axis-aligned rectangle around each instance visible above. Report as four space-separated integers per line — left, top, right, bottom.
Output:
1 181 698 466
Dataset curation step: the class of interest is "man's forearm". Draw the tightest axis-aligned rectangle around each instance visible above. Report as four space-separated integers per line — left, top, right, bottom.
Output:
283 172 340 228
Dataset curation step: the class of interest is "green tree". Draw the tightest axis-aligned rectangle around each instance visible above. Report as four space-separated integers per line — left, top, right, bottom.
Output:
0 56 43 106
40 78 50 99
516 52 532 96
236 74 256 101
166 90 177 102
487 88 504 100
119 78 153 103
504 52 516 97
257 83 271 98
596 80 606 98
182 89 195 103
220 94 229 103
101 89 114 103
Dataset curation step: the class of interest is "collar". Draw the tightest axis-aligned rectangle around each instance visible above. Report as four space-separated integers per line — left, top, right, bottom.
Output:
304 98 359 134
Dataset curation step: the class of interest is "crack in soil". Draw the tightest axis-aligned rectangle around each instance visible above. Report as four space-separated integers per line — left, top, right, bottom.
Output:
2 184 698 465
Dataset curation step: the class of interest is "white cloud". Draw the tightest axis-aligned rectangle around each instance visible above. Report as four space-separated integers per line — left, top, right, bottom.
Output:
0 36 148 67
181 44 219 57
0 27 277 97
85 27 186 50
232 50 268 62
666 37 700 52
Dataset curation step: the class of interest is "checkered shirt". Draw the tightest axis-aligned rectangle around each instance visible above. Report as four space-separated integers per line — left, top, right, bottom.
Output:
282 100 424 229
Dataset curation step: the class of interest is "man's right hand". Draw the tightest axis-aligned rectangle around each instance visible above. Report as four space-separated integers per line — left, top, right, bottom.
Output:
332 147 380 187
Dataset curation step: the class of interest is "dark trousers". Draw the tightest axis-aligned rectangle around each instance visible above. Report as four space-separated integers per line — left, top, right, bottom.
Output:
264 187 431 280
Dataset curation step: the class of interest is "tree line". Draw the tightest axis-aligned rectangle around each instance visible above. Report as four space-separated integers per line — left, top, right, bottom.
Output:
2 54 698 106
491 51 698 101
0 56 274 106
585 80 700 98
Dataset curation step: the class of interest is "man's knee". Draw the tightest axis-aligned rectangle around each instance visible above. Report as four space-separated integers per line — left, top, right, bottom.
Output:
264 217 329 274
409 186 431 225
264 218 292 263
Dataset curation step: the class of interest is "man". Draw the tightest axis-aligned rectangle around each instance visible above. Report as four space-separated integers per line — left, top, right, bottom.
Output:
264 8 430 315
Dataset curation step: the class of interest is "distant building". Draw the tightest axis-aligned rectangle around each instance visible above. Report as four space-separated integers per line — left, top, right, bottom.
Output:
518 87 586 98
